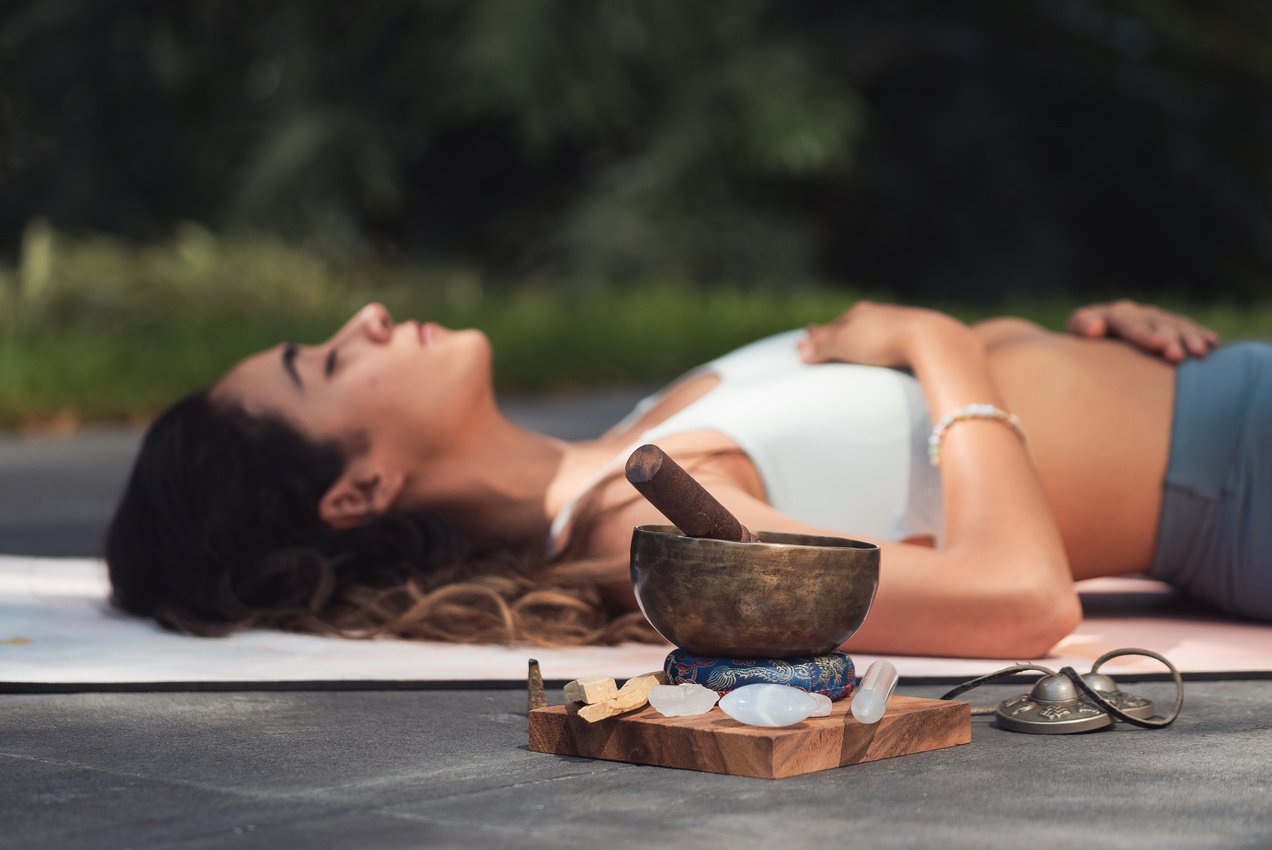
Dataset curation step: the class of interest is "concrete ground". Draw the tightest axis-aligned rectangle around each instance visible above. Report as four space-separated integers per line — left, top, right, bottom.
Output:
3 391 1271 849
5 682 1270 850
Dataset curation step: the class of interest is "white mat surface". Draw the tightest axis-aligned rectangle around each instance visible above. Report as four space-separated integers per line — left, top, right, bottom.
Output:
3 556 1269 686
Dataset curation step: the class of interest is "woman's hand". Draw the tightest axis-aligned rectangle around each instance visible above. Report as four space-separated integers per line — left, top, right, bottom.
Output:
1066 299 1219 362
797 301 965 368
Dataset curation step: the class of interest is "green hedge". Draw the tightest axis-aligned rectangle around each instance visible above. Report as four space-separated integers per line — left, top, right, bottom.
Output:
2 226 1269 429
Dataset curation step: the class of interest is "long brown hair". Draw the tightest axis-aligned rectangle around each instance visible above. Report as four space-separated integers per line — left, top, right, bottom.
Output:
107 390 660 647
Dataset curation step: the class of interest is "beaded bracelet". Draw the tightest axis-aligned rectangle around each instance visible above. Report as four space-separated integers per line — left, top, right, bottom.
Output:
927 403 1028 467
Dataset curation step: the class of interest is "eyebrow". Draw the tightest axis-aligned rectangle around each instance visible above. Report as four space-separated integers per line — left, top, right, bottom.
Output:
324 348 337 378
281 342 303 390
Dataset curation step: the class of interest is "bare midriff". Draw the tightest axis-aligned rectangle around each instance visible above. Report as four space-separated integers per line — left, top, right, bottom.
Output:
975 319 1175 578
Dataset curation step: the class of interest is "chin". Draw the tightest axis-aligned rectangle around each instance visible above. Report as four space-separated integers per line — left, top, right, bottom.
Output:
446 328 492 367
446 329 497 401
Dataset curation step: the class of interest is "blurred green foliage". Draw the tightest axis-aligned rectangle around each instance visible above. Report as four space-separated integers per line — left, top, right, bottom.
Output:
3 1 1271 300
2 226 1269 428
0 224 857 425
4 1 1272 424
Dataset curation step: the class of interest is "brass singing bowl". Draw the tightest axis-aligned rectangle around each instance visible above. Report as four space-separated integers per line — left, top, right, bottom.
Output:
629 524 880 658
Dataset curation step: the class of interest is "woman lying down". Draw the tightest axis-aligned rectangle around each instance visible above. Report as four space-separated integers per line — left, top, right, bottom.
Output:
106 298 1270 658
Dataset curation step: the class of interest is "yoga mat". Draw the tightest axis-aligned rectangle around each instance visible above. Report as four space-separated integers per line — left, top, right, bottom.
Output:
2 556 1269 690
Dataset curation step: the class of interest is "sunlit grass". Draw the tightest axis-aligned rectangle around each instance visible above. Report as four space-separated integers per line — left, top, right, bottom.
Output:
2 226 1270 429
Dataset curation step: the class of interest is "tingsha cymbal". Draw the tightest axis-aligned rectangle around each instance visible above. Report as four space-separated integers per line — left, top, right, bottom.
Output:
995 671 1156 734
995 673 1111 734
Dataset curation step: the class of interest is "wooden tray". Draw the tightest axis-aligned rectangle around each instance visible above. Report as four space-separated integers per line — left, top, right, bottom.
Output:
529 695 970 779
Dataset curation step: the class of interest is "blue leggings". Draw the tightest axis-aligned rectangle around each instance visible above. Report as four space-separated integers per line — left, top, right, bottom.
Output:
1150 342 1272 620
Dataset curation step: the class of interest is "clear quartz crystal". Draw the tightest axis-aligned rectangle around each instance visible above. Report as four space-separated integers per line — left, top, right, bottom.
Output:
648 683 720 717
850 660 898 725
718 684 827 727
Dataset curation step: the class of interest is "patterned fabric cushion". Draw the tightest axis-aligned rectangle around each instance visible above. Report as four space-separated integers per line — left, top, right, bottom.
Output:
664 648 857 701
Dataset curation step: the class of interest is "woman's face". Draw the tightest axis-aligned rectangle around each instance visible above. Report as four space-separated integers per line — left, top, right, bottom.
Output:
214 303 494 459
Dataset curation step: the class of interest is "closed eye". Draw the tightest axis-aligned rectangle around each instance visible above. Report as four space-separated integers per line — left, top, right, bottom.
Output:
324 348 338 378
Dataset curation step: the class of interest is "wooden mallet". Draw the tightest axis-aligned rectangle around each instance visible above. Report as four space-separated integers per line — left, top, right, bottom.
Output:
624 443 759 543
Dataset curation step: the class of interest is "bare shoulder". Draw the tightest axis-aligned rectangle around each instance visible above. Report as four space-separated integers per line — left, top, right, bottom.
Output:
601 371 720 443
583 479 671 560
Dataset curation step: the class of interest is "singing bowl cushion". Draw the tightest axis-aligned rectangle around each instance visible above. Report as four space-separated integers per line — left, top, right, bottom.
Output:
664 648 858 701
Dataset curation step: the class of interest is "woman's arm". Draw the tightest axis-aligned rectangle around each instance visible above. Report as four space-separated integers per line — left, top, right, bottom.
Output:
784 302 1080 657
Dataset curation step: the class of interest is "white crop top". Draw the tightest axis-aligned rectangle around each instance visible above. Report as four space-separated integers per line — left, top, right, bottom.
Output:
546 330 944 555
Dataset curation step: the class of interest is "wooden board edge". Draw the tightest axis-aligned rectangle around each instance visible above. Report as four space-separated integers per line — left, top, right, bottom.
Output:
529 696 971 780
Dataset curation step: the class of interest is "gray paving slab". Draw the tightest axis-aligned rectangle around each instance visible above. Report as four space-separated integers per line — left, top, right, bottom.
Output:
3 683 1270 850
0 427 141 556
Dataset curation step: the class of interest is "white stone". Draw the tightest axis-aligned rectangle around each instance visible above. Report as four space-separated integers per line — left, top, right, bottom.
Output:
850 660 898 725
808 692 833 717
718 684 826 727
648 683 720 717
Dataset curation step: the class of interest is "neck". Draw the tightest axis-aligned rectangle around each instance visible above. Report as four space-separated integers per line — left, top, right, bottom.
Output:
401 408 625 549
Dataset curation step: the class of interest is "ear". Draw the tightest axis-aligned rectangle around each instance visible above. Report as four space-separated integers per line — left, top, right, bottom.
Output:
318 461 407 530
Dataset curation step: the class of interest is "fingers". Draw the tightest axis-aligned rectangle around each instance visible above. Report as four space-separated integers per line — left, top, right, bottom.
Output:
1178 318 1220 358
1107 303 1179 360
1111 301 1220 362
1158 336 1186 363
1151 315 1195 362
1066 306 1108 339
799 302 868 363
797 323 832 363
1071 299 1220 362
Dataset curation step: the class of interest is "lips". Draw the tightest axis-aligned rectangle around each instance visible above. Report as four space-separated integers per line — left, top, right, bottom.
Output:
418 321 437 346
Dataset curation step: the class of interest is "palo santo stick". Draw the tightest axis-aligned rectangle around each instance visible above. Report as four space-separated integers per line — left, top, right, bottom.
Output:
613 671 667 709
577 671 670 723
577 701 623 723
563 674 618 705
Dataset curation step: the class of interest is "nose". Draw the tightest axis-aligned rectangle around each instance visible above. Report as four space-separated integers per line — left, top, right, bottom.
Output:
356 303 394 341
331 303 394 346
